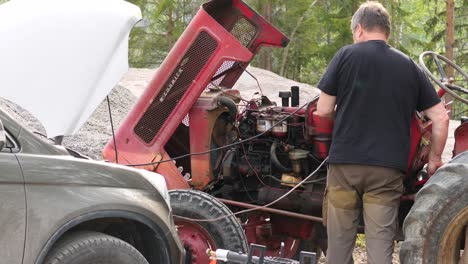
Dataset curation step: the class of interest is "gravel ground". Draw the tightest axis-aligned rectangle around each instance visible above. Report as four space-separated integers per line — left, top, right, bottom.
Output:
0 67 459 263
316 243 401 263
0 86 137 160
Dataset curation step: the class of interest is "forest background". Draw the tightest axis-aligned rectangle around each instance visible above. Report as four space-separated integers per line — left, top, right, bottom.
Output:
126 0 468 119
1 0 466 118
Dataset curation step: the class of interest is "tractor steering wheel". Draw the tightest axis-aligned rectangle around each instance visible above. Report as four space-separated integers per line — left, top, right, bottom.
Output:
419 51 468 105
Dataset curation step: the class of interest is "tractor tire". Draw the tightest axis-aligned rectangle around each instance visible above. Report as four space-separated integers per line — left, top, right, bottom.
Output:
400 152 468 264
44 231 148 264
170 190 248 264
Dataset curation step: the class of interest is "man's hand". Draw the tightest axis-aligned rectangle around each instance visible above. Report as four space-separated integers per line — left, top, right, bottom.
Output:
423 102 449 176
427 155 444 176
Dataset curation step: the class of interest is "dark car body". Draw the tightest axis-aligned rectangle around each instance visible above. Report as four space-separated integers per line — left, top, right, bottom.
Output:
0 108 184 264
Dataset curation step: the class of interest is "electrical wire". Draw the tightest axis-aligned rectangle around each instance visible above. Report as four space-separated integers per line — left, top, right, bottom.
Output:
219 87 251 104
173 156 328 223
240 65 264 97
126 97 317 167
106 96 119 164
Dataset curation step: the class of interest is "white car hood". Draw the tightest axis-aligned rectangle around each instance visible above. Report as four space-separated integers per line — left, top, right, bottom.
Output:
0 0 141 137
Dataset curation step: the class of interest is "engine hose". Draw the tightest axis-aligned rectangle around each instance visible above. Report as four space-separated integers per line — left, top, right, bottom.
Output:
270 141 292 172
217 96 237 122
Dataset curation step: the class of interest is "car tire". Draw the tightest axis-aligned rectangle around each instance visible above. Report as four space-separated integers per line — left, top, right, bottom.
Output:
170 189 248 264
400 152 468 264
44 231 148 264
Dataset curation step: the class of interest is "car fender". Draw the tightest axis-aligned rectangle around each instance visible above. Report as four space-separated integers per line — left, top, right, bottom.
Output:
33 210 174 264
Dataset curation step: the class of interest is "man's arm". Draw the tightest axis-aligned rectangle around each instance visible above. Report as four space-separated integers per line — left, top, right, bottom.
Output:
316 91 336 118
423 102 449 175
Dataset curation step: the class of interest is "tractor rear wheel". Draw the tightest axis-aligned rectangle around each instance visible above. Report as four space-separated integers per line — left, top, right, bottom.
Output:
400 152 468 264
170 190 248 264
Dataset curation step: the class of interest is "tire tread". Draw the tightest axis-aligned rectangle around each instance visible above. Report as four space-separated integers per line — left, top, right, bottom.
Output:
44 231 148 264
400 155 468 264
170 190 248 259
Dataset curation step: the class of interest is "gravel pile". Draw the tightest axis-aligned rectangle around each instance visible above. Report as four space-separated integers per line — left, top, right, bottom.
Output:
0 98 46 134
120 66 320 103
61 86 138 159
0 85 137 160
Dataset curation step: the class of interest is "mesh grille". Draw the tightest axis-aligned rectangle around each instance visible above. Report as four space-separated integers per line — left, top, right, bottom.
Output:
208 60 236 89
230 17 257 47
182 114 190 126
134 31 218 143
206 17 257 88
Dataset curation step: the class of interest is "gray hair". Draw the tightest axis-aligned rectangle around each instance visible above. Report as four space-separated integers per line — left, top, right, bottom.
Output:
351 1 391 37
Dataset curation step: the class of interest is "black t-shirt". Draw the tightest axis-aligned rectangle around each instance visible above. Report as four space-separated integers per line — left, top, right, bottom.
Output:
317 40 440 171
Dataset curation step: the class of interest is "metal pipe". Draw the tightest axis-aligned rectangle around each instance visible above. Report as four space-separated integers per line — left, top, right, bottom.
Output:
291 86 300 107
257 187 324 214
218 198 323 223
274 107 306 115
54 135 64 145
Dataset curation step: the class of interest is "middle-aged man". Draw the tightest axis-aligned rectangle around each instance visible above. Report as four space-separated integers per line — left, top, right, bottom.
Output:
315 1 449 264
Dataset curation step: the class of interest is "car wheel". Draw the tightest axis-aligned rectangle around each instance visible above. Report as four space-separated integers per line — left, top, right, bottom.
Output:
170 189 248 264
400 152 468 264
44 231 148 264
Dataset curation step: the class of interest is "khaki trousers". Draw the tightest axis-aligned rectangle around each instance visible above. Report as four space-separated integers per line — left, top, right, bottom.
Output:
323 164 403 264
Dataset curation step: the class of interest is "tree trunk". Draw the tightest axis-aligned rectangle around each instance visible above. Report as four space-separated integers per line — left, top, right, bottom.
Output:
167 5 174 49
445 0 455 117
326 0 331 45
260 0 273 71
445 0 455 76
279 0 319 77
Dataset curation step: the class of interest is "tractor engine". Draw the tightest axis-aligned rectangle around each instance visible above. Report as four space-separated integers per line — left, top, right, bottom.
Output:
100 0 336 257
208 87 332 217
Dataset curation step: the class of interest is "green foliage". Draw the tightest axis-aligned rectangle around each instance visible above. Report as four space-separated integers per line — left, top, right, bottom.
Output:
1 0 464 116
125 0 467 117
126 0 204 68
355 234 366 248
1 0 466 108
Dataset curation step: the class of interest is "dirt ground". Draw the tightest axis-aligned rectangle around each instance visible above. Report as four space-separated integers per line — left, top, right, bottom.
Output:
314 243 401 263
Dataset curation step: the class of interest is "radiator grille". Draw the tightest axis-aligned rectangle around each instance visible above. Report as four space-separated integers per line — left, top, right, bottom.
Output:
208 60 236 89
230 17 257 47
134 31 218 143
206 17 257 88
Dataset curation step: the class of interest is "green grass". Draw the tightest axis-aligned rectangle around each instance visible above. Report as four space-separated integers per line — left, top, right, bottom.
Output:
356 234 366 248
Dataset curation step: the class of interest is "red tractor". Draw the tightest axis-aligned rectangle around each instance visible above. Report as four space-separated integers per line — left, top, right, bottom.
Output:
103 0 468 263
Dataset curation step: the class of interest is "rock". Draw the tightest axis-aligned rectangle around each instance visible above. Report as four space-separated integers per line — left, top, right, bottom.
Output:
0 85 137 160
